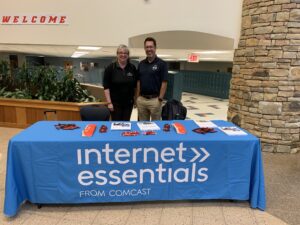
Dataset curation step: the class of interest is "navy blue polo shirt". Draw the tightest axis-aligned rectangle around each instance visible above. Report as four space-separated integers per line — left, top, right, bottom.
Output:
103 62 137 106
137 56 168 96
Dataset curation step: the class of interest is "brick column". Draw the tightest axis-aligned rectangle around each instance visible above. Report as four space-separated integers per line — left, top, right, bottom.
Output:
228 0 300 153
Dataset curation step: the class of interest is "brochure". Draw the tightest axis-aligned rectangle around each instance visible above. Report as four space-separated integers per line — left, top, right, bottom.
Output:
137 122 160 131
194 120 218 128
111 122 131 130
219 126 248 136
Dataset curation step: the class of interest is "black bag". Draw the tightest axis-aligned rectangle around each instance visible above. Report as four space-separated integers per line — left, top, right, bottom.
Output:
161 99 187 120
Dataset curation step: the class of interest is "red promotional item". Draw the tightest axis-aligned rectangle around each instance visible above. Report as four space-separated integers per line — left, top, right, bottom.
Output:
193 127 217 134
122 131 139 136
55 123 79 130
173 122 187 134
143 131 156 135
99 125 108 133
82 124 96 137
163 124 171 132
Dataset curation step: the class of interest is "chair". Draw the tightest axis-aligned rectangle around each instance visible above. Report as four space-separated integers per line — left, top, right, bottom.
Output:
80 105 110 121
44 110 57 120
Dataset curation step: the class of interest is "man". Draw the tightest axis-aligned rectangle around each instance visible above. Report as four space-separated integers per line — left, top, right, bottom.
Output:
136 37 168 121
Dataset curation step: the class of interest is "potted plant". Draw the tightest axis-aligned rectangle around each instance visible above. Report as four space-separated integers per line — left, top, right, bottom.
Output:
0 61 104 128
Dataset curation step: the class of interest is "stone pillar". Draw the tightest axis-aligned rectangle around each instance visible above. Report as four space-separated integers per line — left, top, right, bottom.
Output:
228 0 300 153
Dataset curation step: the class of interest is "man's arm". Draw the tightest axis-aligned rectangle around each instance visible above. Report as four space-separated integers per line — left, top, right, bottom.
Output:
159 81 167 101
135 80 140 103
135 63 141 101
159 60 168 101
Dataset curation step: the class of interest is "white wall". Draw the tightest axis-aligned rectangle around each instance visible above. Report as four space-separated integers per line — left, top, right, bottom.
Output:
0 0 243 47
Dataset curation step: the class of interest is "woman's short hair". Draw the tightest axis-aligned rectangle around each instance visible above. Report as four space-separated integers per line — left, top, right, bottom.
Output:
116 44 129 55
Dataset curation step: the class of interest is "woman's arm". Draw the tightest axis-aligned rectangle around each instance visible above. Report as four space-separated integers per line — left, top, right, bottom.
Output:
103 64 114 111
104 89 113 111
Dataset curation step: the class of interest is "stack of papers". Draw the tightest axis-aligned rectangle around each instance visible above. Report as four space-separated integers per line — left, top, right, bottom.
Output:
137 122 160 131
194 120 217 128
111 122 131 130
219 127 248 136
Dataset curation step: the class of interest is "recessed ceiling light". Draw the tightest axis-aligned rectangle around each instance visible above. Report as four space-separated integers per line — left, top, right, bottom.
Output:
200 57 218 60
157 54 171 57
77 46 101 51
71 51 89 58
164 58 177 61
193 51 232 54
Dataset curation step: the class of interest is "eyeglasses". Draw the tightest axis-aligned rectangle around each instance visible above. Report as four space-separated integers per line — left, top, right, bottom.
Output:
117 52 129 55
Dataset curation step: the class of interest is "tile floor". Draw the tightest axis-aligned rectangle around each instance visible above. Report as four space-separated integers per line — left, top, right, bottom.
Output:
1 92 299 225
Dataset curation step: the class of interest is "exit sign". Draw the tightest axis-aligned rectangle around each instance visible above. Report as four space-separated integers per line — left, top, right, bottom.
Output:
187 53 199 63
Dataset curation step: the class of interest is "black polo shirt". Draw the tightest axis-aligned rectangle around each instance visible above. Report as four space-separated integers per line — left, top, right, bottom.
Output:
137 56 168 96
103 62 137 106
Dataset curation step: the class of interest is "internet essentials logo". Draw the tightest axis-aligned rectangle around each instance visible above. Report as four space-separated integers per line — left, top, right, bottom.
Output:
76 142 210 187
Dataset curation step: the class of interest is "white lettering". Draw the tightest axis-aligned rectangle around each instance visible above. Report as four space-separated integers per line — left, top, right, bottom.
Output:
76 143 211 187
85 148 101 165
140 168 155 183
176 142 187 162
78 170 94 186
197 168 208 182
115 148 130 164
174 168 189 183
109 188 151 197
155 163 167 183
191 163 196 182
109 170 121 185
122 170 137 184
103 144 114 164
95 170 107 185
143 147 159 163
77 149 82 165
168 167 172 182
161 147 175 162
132 147 142 163
79 190 105 197
76 143 210 165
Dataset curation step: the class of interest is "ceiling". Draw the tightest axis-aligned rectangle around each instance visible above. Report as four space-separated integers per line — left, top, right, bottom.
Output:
0 31 235 62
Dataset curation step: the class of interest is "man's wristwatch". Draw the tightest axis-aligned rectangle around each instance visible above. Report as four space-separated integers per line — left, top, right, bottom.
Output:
158 97 163 102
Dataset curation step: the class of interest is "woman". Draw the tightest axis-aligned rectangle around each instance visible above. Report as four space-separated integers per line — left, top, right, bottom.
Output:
103 44 137 121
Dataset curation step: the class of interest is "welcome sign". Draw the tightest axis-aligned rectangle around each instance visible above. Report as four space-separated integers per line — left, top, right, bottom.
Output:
0 14 68 25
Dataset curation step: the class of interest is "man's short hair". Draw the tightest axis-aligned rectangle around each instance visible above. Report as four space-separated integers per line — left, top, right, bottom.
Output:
144 37 157 47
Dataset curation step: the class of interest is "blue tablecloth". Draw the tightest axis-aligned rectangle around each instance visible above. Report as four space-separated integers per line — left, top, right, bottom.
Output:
4 120 266 217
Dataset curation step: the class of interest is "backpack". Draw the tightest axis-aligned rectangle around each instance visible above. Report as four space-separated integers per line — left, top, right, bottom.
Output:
161 99 187 120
